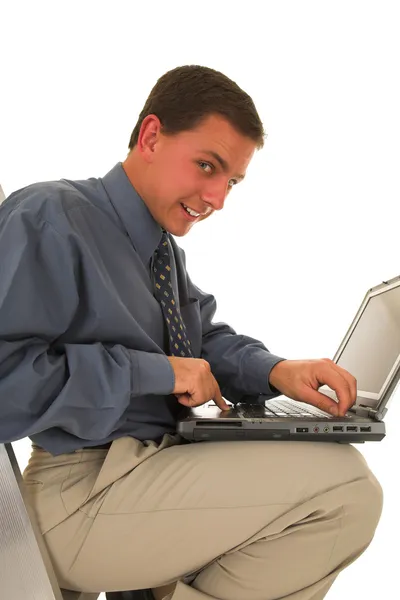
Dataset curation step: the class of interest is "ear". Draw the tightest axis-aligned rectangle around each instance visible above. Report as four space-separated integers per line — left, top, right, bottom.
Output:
137 114 163 163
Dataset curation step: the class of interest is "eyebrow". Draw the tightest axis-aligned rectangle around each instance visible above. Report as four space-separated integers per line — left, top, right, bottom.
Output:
200 150 246 181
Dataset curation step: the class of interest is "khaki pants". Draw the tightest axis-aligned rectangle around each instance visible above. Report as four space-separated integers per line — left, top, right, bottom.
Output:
23 434 383 599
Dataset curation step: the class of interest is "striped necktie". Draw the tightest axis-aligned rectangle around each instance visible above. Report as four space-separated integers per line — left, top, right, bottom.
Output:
153 231 193 358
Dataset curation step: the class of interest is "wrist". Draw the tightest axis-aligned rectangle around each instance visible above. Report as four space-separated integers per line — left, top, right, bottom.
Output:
269 359 288 391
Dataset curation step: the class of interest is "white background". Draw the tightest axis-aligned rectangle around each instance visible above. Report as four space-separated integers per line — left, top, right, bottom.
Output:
1 1 399 598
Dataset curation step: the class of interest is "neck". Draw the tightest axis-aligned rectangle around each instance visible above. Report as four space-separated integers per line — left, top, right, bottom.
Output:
121 150 149 206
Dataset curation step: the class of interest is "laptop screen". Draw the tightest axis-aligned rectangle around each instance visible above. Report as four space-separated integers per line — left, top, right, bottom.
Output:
334 282 400 400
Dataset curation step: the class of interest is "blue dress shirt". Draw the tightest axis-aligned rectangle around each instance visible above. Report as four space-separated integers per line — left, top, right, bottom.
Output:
0 163 285 455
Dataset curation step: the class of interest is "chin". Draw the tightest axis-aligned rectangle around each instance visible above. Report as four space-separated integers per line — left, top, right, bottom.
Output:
168 224 192 237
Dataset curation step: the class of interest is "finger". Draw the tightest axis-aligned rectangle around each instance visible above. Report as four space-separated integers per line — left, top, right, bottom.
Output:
176 391 227 410
299 386 341 416
212 378 231 410
321 359 357 406
316 366 353 415
332 363 357 405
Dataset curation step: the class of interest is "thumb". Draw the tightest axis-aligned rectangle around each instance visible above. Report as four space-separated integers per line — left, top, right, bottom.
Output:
176 393 194 407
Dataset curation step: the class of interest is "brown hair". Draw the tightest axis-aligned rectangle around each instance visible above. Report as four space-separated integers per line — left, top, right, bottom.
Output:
128 65 266 150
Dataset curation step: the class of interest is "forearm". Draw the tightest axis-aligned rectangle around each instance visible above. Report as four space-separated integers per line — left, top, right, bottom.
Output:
202 326 285 401
0 338 174 444
190 279 285 401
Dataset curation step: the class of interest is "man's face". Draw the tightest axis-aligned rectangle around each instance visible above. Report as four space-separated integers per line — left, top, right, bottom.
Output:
139 114 257 236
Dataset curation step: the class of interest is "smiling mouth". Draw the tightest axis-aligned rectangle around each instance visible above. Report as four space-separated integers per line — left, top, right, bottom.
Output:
181 203 202 218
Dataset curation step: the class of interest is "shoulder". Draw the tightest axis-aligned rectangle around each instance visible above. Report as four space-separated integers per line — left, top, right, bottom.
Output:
0 176 102 236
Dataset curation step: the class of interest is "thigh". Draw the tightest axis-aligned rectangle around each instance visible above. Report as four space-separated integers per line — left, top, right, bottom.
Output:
63 440 380 592
100 439 373 512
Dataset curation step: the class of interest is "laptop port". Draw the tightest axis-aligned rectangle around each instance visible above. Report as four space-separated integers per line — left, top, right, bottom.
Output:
296 427 309 433
346 426 358 432
333 426 344 431
323 426 329 432
360 426 371 432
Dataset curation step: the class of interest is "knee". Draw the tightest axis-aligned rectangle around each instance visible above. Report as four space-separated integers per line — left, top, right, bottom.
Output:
362 467 383 522
341 462 384 549
356 448 383 515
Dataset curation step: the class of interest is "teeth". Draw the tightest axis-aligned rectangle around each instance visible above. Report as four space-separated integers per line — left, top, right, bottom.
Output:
183 204 200 217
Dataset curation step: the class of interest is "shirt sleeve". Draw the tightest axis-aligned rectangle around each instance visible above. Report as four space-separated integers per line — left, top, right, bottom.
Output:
0 209 174 444
185 270 286 403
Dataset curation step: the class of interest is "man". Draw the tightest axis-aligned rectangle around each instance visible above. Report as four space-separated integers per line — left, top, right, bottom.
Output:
0 65 382 600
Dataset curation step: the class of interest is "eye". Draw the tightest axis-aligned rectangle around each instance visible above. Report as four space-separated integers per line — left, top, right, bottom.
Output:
198 161 239 189
198 161 213 174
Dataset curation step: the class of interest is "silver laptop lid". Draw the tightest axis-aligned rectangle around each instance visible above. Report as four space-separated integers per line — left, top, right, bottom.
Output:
324 275 400 416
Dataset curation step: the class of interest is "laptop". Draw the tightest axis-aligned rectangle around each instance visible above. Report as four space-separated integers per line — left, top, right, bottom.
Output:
177 275 400 444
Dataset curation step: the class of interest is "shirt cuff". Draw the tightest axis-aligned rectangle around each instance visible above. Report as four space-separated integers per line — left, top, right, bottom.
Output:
244 351 287 396
131 351 175 396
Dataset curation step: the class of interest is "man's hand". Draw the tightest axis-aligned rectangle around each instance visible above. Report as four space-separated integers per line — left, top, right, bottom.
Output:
269 359 357 417
167 356 231 411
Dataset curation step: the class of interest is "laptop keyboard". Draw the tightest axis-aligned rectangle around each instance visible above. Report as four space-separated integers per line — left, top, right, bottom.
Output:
242 398 333 419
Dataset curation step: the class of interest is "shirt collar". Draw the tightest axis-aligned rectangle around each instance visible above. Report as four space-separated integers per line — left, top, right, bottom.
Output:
100 162 163 266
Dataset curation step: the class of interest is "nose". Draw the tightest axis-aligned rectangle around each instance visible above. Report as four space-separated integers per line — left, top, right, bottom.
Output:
201 179 229 212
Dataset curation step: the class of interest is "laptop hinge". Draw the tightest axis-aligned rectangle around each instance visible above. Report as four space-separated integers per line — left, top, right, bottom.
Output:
356 404 380 420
